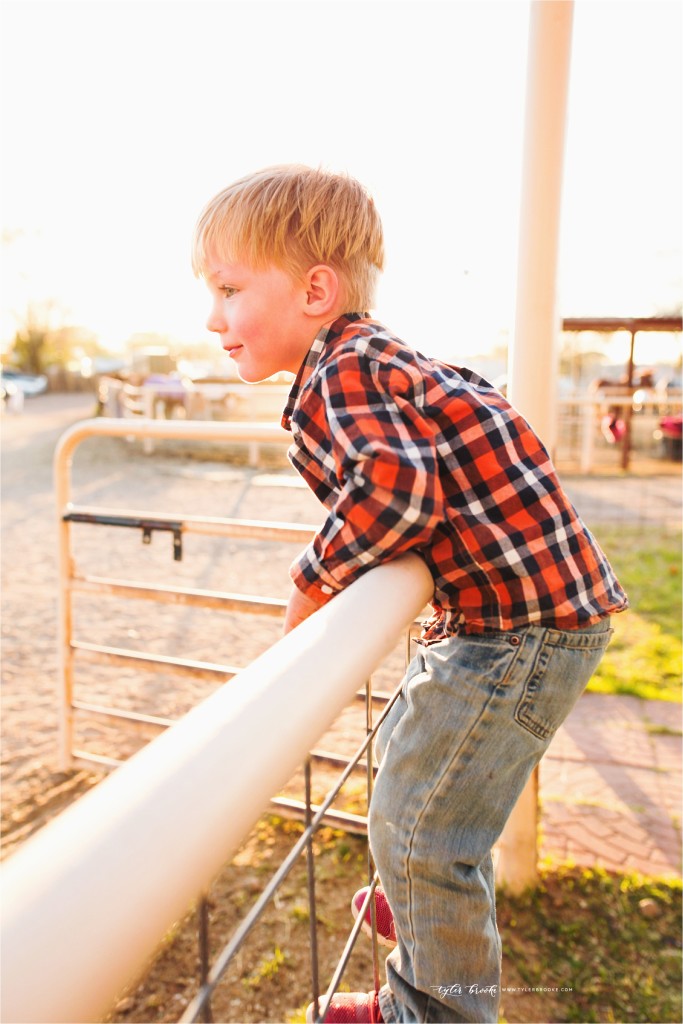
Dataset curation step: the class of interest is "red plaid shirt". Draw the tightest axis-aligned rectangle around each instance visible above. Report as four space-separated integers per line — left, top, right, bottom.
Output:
282 313 628 638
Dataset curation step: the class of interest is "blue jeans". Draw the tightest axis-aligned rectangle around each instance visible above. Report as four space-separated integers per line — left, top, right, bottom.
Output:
369 619 613 1023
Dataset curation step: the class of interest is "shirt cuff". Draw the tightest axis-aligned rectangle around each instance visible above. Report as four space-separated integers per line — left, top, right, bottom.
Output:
289 547 344 604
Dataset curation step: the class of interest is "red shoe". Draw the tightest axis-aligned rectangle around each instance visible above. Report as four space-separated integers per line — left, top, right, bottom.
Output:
351 886 397 948
306 990 383 1023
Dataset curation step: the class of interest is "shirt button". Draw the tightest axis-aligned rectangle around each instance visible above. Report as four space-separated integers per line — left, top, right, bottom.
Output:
509 635 521 646
320 585 334 595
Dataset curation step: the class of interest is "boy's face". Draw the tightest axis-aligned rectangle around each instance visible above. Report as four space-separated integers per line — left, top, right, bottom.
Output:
203 254 316 382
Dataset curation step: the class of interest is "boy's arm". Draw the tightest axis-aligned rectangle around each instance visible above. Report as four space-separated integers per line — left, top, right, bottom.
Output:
290 348 442 605
283 584 327 634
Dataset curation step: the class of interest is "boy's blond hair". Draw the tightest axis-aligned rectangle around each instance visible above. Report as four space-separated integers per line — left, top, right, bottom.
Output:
192 165 384 310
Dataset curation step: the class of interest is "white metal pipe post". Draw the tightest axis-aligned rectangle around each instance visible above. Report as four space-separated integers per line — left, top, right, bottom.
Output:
498 0 574 893
1 554 433 1024
507 0 574 452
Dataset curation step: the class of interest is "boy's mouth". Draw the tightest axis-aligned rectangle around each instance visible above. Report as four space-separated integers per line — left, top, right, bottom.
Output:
224 344 243 358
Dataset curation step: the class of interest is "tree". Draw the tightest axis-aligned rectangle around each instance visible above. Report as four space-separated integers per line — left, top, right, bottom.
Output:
9 301 63 374
8 302 99 375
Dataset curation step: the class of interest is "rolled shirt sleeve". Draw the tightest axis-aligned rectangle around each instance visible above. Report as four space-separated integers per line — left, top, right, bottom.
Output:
289 347 442 601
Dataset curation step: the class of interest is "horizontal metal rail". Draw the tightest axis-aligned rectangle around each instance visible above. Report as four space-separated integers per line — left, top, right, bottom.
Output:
68 743 375 835
65 504 316 545
66 663 380 832
58 417 291 450
69 694 380 835
70 573 288 615
0 554 434 1024
70 640 241 679
265 798 369 837
565 393 683 473
72 700 175 732
561 314 682 333
52 419 332 774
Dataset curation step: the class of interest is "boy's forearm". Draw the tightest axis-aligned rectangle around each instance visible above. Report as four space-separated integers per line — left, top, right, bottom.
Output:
283 582 330 634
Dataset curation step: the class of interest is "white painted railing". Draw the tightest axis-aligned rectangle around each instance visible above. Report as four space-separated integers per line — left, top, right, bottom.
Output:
53 418 312 774
568 392 682 473
0 552 433 1024
2 413 549 1022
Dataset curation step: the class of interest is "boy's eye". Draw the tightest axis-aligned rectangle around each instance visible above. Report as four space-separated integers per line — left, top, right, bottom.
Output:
219 285 238 298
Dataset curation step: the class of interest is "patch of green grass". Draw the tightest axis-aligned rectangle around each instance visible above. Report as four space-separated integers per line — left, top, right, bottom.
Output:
499 866 682 1024
290 904 310 924
588 528 681 701
242 945 288 989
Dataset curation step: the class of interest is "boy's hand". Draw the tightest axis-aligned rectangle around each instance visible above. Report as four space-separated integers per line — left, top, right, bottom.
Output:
284 586 327 634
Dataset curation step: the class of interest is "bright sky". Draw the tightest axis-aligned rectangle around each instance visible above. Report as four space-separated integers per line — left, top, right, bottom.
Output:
1 0 681 365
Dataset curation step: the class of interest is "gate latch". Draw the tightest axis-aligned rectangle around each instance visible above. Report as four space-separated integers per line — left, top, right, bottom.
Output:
65 511 184 562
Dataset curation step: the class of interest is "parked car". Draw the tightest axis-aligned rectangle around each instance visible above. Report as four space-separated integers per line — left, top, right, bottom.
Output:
0 369 49 396
1 377 24 412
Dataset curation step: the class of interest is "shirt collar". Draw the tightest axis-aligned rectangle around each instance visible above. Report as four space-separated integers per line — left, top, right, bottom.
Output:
281 311 369 430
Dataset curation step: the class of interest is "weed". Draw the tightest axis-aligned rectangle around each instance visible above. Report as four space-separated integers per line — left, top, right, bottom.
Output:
242 946 288 989
286 1004 309 1023
336 780 369 817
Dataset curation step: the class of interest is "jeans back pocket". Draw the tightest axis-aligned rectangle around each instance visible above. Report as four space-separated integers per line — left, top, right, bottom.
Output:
514 628 613 742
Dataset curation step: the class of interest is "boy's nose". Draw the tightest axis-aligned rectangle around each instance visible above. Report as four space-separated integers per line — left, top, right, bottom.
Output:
206 305 226 335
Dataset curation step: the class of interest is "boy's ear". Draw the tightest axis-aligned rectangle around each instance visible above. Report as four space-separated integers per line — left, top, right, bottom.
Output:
302 264 341 317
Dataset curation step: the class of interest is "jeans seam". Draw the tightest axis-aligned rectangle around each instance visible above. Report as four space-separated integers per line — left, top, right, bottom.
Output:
403 638 526 978
513 636 552 740
423 994 437 1022
542 631 614 650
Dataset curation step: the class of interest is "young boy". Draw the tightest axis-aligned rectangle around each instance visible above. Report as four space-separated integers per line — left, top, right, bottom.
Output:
193 165 627 1024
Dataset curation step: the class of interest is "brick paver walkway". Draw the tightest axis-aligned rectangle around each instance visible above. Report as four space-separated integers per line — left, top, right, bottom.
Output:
540 693 682 876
